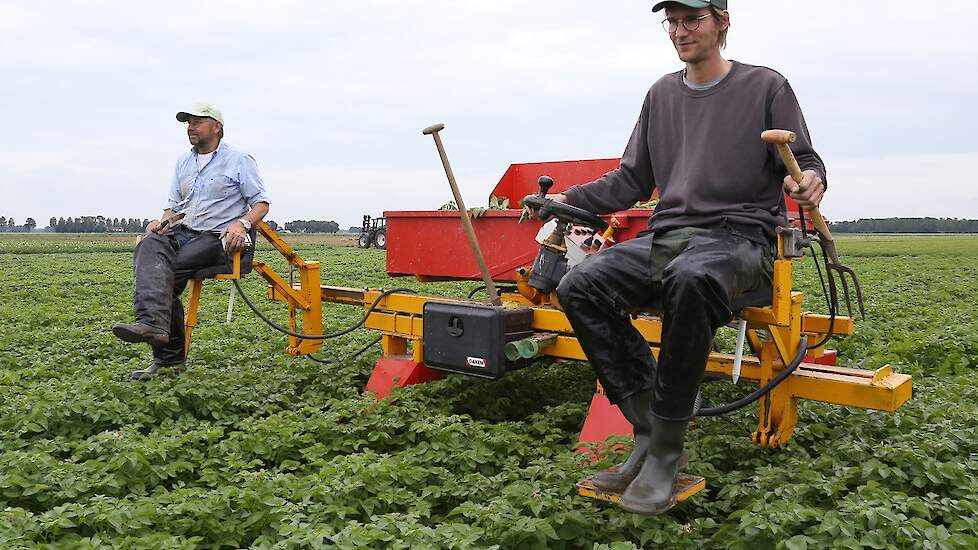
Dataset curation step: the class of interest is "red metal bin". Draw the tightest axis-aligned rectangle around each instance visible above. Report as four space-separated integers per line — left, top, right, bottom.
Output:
385 158 809 282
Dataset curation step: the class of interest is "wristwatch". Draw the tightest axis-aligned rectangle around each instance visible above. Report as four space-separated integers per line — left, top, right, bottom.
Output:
237 218 252 231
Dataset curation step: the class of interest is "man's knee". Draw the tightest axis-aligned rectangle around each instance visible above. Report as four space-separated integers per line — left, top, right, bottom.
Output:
662 255 722 302
136 232 169 252
664 254 708 286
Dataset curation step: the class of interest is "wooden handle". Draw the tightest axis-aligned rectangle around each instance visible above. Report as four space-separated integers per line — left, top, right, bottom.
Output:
764 130 833 243
425 128 501 306
422 123 445 135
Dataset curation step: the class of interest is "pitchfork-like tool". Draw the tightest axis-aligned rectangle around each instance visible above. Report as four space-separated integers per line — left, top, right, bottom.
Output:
761 130 866 319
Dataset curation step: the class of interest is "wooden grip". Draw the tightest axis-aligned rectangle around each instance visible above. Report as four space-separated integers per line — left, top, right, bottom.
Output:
770 138 833 242
775 143 805 186
422 123 445 135
806 207 832 241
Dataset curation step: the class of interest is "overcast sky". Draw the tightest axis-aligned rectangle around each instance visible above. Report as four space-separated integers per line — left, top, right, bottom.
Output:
1 1 976 228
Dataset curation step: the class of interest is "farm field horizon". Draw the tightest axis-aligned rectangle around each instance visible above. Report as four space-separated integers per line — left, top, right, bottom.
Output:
1 233 976 548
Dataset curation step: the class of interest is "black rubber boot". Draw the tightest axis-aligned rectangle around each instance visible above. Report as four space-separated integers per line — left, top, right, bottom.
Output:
113 322 169 347
619 415 689 515
590 392 690 493
130 361 185 381
590 391 653 493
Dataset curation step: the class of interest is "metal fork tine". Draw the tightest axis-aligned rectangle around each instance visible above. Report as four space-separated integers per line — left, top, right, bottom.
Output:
845 269 867 319
830 263 867 320
837 270 855 318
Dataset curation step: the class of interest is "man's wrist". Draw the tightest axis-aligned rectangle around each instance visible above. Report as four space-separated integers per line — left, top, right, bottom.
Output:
237 218 252 231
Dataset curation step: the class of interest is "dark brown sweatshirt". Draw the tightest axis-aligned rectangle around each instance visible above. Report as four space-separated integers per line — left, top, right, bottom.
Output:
563 61 825 240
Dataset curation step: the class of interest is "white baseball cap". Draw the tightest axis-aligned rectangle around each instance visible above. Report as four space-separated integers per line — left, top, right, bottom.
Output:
176 102 224 124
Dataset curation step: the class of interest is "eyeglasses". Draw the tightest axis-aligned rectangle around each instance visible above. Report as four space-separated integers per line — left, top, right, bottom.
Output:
661 14 711 34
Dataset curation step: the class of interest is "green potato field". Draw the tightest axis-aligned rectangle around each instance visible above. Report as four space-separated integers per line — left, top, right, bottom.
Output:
1 234 977 549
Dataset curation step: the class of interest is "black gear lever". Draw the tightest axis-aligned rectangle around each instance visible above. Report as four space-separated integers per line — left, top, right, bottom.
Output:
523 175 608 293
537 175 554 197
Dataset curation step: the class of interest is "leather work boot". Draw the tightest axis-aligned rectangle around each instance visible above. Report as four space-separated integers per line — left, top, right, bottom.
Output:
112 322 169 347
619 415 689 515
590 391 688 493
130 361 185 381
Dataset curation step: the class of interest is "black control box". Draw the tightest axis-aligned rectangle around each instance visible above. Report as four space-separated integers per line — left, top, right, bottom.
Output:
422 302 534 380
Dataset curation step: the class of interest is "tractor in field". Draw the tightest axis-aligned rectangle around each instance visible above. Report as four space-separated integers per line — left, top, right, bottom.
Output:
357 215 387 250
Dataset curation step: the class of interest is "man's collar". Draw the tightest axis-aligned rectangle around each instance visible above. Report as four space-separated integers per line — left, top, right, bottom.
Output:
191 140 225 156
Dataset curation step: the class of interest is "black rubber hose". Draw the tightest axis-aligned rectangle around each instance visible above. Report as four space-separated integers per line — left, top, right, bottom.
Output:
696 335 808 417
306 335 383 364
808 238 838 350
467 284 518 299
232 279 416 340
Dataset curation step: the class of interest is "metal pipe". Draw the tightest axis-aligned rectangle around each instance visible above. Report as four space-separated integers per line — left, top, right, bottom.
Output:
505 332 558 360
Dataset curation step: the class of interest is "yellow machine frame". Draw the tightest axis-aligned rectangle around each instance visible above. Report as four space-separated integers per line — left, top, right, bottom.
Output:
188 220 910 450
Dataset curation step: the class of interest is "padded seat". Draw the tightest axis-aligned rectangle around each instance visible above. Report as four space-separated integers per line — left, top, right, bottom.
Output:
192 227 258 280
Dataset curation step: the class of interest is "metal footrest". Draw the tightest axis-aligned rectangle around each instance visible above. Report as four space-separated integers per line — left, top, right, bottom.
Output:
576 473 706 505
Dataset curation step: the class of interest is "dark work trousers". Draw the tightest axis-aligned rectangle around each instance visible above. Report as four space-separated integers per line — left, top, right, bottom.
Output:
132 226 226 365
556 224 775 420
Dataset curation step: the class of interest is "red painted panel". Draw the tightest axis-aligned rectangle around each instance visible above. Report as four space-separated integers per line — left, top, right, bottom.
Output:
365 356 443 399
385 159 814 282
385 209 654 281
576 392 633 455
805 349 837 366
490 158 624 204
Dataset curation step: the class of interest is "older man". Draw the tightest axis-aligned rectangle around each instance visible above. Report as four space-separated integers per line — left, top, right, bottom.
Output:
113 103 270 380
541 1 826 514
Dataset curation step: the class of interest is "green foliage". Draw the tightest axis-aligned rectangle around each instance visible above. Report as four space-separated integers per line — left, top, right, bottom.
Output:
439 195 510 219
0 234 977 548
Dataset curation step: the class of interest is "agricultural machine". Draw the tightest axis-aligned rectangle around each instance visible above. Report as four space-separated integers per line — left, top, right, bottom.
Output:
357 215 387 250
186 127 911 510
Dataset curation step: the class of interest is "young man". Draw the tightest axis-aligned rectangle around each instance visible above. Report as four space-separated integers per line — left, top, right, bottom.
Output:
543 1 826 514
112 103 271 380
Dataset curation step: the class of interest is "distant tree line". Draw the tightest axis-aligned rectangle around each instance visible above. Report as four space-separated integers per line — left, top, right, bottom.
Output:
830 218 978 233
0 216 36 232
8 215 978 235
49 216 150 233
15 216 333 234
284 220 340 233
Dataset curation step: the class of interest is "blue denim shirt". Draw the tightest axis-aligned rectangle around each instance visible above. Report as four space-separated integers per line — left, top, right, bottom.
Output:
167 141 271 232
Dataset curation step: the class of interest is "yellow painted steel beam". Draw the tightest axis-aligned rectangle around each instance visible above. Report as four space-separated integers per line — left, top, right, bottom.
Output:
339 289 858 349
289 261 323 356
801 313 855 336
363 311 424 340
254 262 311 310
257 220 307 269
786 368 912 412
287 284 909 417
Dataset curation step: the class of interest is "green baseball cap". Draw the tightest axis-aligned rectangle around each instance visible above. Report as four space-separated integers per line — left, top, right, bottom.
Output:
652 0 727 12
176 102 224 124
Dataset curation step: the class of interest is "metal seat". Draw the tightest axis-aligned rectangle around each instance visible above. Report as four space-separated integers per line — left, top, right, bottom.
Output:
183 227 257 356
730 284 773 312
